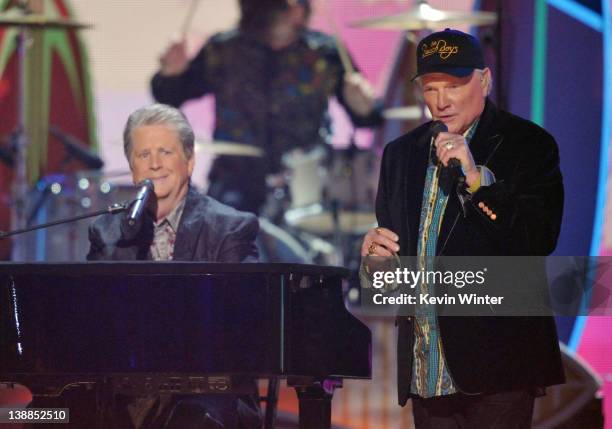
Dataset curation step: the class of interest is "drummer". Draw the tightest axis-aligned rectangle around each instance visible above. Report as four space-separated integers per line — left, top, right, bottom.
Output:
152 0 383 215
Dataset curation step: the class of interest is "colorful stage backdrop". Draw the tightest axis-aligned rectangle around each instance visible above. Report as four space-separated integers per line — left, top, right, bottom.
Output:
0 0 611 427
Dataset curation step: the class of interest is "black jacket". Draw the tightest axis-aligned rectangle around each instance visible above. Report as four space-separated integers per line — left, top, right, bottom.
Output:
377 100 565 404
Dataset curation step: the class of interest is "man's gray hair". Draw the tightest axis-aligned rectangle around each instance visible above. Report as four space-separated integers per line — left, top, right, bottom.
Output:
414 69 493 94
123 103 195 162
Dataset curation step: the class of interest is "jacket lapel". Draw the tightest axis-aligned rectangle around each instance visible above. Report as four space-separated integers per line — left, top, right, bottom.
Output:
467 99 505 166
173 188 204 261
404 129 431 256
436 99 505 254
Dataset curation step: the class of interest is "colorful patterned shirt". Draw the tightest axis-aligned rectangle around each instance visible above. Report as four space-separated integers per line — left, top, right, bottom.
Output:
411 121 479 398
150 198 185 261
152 29 382 175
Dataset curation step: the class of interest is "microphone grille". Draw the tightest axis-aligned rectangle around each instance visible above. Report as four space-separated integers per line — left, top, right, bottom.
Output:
139 178 155 191
431 120 448 136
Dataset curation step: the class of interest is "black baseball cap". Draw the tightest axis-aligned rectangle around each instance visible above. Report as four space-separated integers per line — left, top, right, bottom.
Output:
412 29 485 81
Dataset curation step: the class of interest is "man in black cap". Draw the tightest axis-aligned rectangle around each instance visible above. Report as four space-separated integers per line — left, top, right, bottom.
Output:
360 29 565 427
152 0 382 215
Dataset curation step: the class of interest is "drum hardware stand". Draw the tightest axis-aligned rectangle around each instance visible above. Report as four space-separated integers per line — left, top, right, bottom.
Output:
50 125 105 170
25 178 51 227
20 126 105 261
20 175 82 261
9 1 32 261
346 134 360 238
329 133 362 269
329 199 345 267
0 133 16 167
24 126 103 228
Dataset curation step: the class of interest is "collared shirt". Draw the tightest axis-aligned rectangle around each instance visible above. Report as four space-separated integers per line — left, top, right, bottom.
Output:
410 121 479 398
149 199 186 261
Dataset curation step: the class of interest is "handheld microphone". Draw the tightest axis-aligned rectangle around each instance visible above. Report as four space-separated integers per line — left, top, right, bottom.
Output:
429 121 447 164
430 120 448 141
430 120 465 189
127 179 154 226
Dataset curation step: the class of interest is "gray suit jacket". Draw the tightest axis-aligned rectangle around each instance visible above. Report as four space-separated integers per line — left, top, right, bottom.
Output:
87 187 259 263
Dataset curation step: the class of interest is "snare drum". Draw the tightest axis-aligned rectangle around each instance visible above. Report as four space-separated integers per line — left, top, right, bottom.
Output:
282 146 327 208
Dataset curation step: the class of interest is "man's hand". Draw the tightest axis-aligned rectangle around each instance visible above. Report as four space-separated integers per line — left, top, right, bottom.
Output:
159 40 190 77
343 72 376 116
361 227 400 257
434 131 479 188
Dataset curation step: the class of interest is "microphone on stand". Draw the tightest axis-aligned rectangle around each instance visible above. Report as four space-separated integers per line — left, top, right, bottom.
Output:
127 179 155 227
50 126 105 170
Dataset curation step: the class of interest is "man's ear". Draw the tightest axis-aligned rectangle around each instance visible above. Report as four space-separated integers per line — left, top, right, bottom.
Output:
480 68 492 96
187 155 195 177
128 159 137 184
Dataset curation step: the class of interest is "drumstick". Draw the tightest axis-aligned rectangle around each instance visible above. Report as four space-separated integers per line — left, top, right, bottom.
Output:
180 0 202 40
321 1 355 74
334 34 355 75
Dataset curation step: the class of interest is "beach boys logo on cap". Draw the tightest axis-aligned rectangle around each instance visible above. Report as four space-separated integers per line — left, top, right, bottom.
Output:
412 29 485 80
421 39 459 60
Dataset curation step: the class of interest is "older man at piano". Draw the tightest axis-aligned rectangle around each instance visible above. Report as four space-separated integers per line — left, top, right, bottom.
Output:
87 103 261 428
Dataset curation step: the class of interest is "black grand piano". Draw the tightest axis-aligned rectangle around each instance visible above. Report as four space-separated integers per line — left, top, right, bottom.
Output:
0 262 371 428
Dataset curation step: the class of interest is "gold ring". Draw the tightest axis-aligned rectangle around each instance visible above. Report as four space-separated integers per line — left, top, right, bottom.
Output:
368 242 377 255
375 227 382 234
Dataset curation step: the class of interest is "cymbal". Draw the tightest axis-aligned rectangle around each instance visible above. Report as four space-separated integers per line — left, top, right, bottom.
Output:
382 105 422 120
350 1 497 31
0 10 92 29
194 139 264 157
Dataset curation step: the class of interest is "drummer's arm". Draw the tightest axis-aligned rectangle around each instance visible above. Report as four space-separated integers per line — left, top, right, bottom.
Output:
333 50 384 127
151 42 212 107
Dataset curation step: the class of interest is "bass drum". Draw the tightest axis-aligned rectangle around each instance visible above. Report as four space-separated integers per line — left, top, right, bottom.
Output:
256 218 339 265
257 218 311 263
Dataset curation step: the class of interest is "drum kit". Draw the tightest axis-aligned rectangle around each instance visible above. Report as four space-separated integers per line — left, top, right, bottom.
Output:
0 0 498 264
195 140 362 265
282 144 378 235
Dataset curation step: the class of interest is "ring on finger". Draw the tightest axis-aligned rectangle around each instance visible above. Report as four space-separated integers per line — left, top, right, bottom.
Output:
368 242 377 255
445 141 454 150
